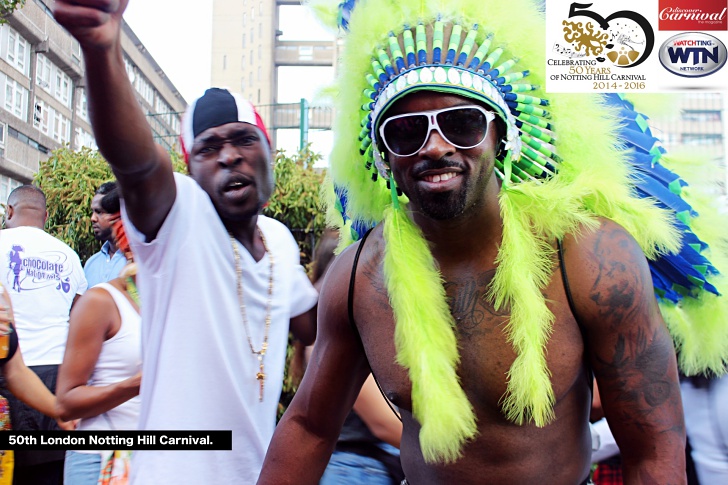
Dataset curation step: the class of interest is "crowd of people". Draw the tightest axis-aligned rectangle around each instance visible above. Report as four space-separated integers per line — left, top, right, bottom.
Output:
0 0 726 484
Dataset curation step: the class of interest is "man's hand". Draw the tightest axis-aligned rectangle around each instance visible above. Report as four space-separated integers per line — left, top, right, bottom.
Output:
53 0 129 51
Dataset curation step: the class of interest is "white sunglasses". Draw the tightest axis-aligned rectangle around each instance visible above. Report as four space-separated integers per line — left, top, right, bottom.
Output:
378 105 496 157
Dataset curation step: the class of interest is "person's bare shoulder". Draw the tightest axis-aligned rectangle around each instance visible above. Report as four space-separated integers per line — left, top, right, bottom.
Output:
70 286 119 328
318 226 384 332
560 217 657 330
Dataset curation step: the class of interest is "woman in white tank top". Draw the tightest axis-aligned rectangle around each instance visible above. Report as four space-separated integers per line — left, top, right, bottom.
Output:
56 196 142 485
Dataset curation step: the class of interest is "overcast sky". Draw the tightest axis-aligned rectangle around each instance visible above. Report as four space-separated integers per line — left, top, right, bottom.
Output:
123 0 334 104
124 0 215 104
124 1 335 158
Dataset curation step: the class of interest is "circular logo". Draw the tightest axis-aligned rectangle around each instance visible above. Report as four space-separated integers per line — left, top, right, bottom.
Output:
659 32 727 78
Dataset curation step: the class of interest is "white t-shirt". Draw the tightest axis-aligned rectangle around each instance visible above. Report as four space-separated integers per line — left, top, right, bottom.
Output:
124 173 318 485
0 226 87 366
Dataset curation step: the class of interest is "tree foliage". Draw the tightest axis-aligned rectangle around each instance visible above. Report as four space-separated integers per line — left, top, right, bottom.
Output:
35 144 326 265
0 0 24 23
263 144 327 266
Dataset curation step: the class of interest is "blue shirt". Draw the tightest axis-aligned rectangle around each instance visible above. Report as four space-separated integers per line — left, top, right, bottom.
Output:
84 241 128 287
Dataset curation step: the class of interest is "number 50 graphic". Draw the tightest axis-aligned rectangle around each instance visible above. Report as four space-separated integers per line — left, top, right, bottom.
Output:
568 2 655 68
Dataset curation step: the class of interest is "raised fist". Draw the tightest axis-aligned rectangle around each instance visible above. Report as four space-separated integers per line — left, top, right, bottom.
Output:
53 0 129 51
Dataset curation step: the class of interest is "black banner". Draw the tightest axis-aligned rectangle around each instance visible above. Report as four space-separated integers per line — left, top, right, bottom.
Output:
1 430 232 450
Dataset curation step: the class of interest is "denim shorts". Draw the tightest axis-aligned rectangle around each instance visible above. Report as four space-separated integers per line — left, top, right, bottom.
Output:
64 451 102 485
320 450 396 485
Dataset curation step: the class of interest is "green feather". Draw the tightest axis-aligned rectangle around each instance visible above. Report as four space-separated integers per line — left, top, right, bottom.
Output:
383 206 477 462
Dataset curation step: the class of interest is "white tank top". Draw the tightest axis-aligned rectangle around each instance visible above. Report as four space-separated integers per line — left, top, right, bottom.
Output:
77 282 142 432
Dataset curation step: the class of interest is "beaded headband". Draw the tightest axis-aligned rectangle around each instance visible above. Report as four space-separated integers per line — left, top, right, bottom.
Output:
358 20 559 188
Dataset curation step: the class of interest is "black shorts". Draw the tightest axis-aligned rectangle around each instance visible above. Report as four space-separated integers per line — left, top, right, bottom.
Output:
0 364 65 467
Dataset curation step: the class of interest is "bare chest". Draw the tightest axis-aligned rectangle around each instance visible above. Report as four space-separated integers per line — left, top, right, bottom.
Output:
352 255 587 417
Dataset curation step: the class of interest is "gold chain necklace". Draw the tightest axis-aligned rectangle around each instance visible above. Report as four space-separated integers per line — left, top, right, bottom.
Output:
230 229 274 402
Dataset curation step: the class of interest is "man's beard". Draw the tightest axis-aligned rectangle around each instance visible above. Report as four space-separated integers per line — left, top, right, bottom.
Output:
414 186 469 220
407 158 472 220
94 228 112 242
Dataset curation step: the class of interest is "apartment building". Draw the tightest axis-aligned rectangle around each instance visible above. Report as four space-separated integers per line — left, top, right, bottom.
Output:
649 92 727 205
211 0 336 149
0 0 186 205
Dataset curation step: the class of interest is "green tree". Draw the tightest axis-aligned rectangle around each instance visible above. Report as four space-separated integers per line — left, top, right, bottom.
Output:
1 0 25 23
264 144 327 267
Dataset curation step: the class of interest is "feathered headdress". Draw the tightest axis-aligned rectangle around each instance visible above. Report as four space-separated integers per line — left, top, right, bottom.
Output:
310 0 728 464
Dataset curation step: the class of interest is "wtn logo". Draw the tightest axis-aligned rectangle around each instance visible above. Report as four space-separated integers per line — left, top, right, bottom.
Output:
659 32 727 77
667 46 720 64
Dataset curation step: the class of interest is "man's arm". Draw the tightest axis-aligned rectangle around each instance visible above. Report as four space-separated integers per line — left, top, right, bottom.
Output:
258 245 371 484
53 0 175 240
564 218 686 484
290 305 317 346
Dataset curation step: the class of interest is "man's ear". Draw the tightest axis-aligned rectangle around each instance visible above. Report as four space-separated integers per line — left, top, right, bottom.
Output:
5 205 13 222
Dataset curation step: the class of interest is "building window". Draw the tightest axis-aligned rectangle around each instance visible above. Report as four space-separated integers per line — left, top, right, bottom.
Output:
223 54 227 70
259 23 262 39
257 66 261 81
76 88 88 122
241 54 245 67
250 28 254 44
36 55 53 92
259 1 263 16
242 34 246 48
241 79 245 93
250 50 253 65
243 12 247 26
33 98 51 134
72 40 82 61
0 122 5 148
124 57 136 83
37 55 73 108
249 72 253 87
33 97 71 144
3 75 29 120
74 127 97 150
53 110 71 144
7 126 49 154
682 133 723 145
134 74 154 105
251 7 255 21
258 45 262 60
154 96 174 127
3 25 30 76
683 110 721 122
54 69 73 108
0 174 22 210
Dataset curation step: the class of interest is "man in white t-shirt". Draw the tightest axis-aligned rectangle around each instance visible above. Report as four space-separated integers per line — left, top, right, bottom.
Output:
54 2 319 483
0 185 87 485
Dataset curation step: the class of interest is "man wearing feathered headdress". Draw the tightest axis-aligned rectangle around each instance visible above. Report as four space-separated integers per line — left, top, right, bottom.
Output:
259 0 728 484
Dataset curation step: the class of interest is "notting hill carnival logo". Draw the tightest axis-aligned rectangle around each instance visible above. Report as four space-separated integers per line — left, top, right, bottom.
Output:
659 32 728 77
557 3 655 68
659 0 728 31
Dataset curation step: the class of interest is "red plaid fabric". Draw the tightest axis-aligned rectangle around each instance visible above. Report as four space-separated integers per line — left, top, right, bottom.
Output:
593 462 623 485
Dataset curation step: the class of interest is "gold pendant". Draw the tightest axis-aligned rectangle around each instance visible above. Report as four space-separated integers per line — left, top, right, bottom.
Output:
256 360 265 402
